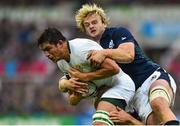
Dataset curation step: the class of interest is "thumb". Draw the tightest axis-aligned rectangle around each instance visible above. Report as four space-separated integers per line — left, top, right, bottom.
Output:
116 106 122 111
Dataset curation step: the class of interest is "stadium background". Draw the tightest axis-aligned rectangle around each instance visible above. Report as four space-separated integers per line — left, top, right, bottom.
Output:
0 0 180 125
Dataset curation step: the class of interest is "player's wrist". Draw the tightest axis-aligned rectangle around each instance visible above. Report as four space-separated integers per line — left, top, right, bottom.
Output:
104 49 112 58
79 73 91 82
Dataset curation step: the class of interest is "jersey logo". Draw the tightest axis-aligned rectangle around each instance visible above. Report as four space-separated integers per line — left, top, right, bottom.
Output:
121 37 127 40
109 40 114 49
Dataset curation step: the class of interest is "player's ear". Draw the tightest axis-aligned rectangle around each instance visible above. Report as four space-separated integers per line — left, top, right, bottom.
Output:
57 40 64 47
103 23 107 28
58 40 64 44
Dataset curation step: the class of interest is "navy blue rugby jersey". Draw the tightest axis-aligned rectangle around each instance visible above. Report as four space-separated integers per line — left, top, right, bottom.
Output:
99 27 160 89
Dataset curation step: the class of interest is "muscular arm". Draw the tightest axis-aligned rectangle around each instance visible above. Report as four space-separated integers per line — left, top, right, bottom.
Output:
103 42 135 63
88 42 135 68
68 58 120 82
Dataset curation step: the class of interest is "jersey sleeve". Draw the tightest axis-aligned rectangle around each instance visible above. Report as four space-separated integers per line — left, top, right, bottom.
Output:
113 27 135 45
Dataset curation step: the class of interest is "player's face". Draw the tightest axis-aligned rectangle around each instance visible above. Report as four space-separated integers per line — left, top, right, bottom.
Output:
83 13 106 40
39 42 65 62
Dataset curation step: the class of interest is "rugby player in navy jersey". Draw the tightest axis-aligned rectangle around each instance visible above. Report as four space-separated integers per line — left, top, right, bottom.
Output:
74 4 179 125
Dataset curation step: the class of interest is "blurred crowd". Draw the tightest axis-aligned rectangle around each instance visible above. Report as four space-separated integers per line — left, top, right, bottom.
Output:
0 1 179 117
1 0 180 6
0 18 94 116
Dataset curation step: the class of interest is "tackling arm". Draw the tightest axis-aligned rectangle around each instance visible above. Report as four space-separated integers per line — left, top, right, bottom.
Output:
68 58 120 82
88 42 135 68
102 42 135 63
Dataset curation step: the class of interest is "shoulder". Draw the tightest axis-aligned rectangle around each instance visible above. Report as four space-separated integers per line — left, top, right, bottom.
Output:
110 27 133 39
105 27 131 37
112 27 131 33
70 38 96 44
69 38 101 48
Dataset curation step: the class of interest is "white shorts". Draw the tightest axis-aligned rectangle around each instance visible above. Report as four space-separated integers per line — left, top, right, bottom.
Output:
100 71 135 105
127 68 177 123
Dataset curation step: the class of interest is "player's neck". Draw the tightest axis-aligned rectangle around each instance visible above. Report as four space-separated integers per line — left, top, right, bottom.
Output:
93 34 102 44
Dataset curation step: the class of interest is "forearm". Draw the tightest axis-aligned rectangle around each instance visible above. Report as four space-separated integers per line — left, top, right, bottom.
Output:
103 49 134 63
81 68 116 81
81 58 119 81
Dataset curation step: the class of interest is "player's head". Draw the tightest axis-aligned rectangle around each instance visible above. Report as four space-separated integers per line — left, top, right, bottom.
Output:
38 28 69 62
75 4 109 40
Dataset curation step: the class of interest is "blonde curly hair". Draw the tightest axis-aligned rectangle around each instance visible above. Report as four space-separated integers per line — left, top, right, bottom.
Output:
75 4 109 32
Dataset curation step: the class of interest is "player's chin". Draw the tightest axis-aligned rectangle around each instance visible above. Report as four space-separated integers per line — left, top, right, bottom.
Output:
88 32 96 37
90 33 97 38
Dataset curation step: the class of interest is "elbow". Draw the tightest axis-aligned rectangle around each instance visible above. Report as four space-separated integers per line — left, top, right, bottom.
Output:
126 53 134 63
128 55 134 63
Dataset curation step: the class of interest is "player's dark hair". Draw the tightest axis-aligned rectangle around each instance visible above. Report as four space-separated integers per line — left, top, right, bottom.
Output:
38 27 66 46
